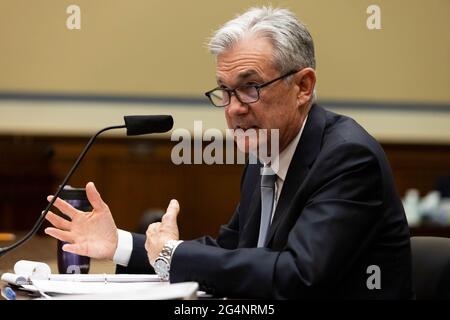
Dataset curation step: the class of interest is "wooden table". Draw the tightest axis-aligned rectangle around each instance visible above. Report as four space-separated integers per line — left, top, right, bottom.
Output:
0 233 116 299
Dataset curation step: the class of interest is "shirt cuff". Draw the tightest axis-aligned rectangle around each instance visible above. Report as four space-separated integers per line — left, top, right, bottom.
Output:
112 229 133 267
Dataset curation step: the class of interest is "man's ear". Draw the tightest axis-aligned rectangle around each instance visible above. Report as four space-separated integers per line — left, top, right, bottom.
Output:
295 68 316 107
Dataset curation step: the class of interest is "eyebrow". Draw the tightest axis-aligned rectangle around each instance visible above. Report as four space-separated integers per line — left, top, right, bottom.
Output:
237 70 259 80
217 69 263 86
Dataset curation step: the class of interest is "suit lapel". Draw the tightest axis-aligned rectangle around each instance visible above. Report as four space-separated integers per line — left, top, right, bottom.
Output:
265 104 327 247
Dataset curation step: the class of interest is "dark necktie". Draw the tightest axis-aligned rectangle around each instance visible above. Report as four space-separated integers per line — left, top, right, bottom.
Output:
257 167 277 247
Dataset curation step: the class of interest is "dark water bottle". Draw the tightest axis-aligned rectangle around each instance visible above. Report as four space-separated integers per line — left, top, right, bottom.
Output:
57 186 91 274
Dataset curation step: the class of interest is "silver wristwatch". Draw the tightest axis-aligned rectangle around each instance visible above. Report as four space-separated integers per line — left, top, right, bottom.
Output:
154 240 179 281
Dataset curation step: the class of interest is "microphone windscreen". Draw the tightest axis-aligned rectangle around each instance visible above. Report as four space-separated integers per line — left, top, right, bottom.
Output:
124 115 174 136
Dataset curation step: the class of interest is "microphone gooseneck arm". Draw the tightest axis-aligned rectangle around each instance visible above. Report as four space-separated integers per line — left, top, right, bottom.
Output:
0 124 125 257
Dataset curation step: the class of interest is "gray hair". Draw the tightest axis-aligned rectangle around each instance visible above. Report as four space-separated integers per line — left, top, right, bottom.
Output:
208 6 316 74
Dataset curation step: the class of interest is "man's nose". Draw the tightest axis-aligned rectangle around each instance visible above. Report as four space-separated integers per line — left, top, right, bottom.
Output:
227 94 249 116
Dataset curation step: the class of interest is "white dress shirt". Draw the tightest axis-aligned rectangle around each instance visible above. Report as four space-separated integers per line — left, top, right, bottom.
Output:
113 116 308 267
268 115 307 223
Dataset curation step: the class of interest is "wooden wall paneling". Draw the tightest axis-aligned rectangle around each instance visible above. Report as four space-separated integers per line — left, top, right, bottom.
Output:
0 137 54 232
189 164 243 239
2 136 450 240
383 144 450 196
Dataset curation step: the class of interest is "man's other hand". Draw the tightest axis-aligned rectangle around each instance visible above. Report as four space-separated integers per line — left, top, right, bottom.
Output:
44 181 119 260
145 199 180 265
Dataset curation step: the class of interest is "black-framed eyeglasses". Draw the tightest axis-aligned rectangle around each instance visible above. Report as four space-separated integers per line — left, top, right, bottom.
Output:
204 69 301 108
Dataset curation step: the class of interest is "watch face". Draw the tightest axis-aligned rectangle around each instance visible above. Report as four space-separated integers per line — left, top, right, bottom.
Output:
155 258 169 279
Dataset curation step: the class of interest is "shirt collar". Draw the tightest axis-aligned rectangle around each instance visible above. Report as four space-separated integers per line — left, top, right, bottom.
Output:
270 115 308 182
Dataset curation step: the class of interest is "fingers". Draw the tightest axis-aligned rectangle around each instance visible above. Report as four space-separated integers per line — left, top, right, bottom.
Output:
145 222 157 253
47 196 79 219
45 211 72 231
161 199 180 227
44 227 73 243
86 182 107 211
146 222 161 236
62 243 83 255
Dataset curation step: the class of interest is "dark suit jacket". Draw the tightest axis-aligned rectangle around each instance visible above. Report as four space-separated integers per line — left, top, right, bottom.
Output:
117 104 413 299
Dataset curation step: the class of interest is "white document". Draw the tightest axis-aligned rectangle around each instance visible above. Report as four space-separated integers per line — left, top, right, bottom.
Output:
27 281 199 300
1 260 159 286
45 273 160 283
1 260 199 300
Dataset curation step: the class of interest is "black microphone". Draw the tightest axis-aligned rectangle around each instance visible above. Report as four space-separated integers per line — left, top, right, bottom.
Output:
0 115 173 257
124 115 173 136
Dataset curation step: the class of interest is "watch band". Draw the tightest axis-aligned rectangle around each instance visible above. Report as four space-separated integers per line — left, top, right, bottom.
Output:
154 240 180 280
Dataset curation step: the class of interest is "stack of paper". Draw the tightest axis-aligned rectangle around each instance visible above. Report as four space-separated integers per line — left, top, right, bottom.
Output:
1 260 198 300
30 281 199 300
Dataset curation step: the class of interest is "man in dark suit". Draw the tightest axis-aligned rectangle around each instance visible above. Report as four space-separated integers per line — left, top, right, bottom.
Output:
44 7 413 299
